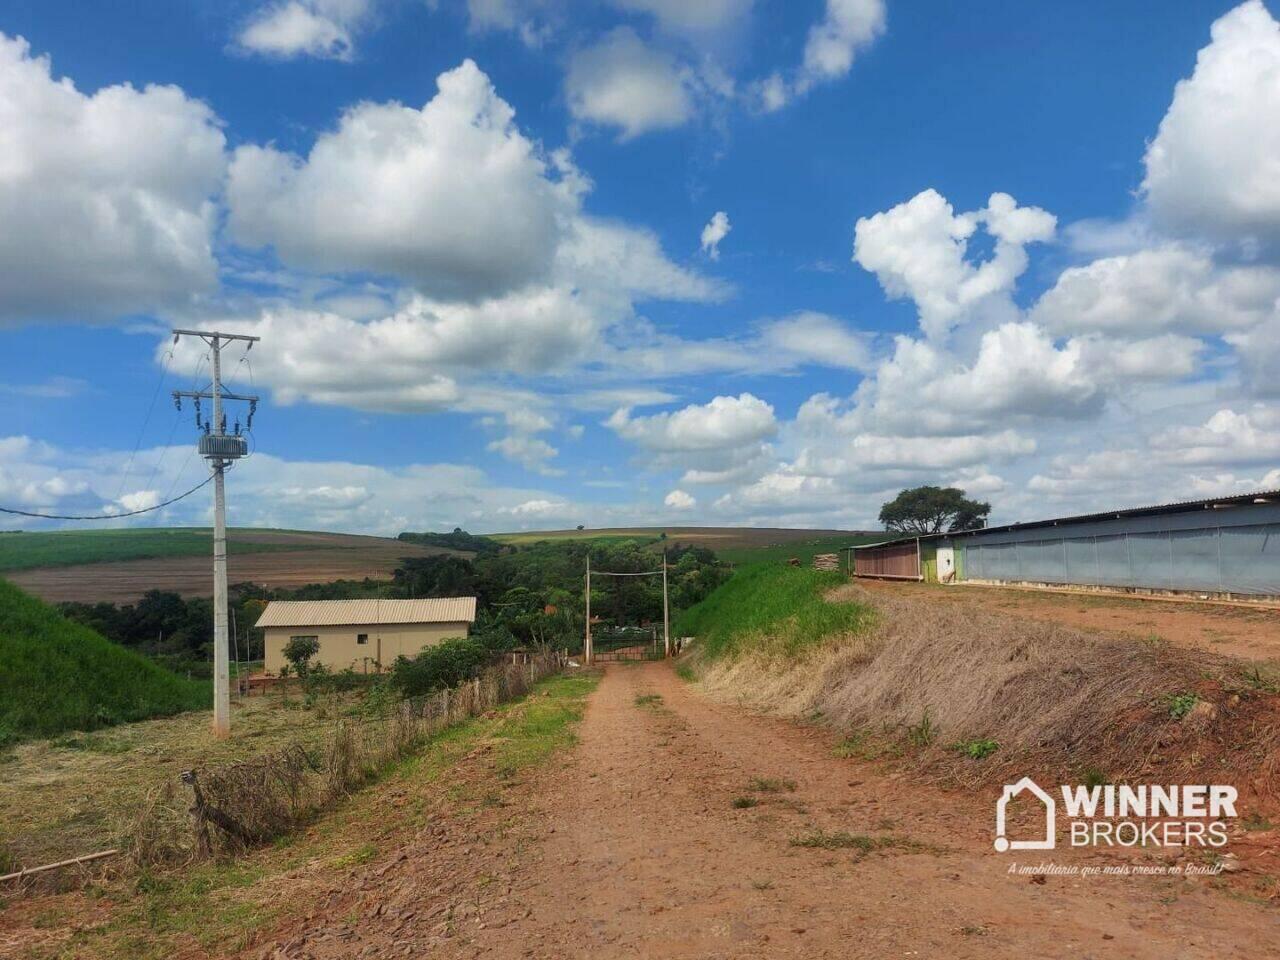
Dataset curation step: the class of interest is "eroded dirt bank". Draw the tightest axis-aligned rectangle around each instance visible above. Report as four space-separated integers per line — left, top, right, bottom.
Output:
247 663 1277 959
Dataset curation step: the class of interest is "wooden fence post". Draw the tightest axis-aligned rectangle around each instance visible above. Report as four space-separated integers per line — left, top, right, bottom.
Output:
180 770 213 859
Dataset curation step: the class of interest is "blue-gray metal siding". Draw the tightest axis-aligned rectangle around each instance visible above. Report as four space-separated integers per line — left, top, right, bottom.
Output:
958 502 1280 596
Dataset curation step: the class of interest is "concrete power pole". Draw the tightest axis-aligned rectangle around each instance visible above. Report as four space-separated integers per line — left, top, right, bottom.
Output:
584 555 592 666
172 329 260 737
662 551 670 658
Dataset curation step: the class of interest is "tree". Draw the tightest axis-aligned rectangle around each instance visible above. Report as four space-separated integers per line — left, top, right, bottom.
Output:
282 635 320 678
878 486 991 535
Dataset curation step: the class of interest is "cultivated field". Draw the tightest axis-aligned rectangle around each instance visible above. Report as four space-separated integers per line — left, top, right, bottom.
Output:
493 525 879 564
0 528 307 573
6 529 457 604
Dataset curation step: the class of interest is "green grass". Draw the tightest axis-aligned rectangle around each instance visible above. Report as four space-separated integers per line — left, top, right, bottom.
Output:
0 578 208 745
492 675 596 777
0 527 303 573
673 563 872 660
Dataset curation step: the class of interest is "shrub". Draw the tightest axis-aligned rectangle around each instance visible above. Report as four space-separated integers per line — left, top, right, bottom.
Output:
389 637 490 698
282 635 321 678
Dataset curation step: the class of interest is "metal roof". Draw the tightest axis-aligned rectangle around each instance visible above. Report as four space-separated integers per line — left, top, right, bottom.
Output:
848 488 1280 551
255 597 477 628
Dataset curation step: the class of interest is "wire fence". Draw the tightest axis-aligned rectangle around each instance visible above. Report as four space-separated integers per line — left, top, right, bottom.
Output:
130 652 567 866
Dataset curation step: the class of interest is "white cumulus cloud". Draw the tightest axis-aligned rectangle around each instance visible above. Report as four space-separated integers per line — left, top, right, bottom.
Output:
606 393 776 452
227 60 570 300
564 28 695 139
853 189 1055 339
757 0 886 111
664 488 696 509
0 34 225 323
700 211 731 260
236 0 373 61
1142 0 1280 245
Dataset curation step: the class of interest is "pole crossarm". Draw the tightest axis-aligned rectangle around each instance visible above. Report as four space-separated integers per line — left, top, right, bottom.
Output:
588 569 665 577
171 328 261 344
172 389 260 403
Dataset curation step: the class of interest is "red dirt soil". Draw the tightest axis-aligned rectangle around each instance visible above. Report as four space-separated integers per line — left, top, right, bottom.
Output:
240 663 1278 959
857 578 1280 663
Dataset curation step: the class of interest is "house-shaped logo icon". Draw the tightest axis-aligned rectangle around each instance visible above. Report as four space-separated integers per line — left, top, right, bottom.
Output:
994 776 1056 851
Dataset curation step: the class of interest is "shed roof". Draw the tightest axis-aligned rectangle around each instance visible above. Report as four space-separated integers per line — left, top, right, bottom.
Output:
255 597 477 628
848 488 1280 551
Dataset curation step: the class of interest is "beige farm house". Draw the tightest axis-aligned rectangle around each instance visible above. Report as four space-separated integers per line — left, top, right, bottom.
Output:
257 598 477 674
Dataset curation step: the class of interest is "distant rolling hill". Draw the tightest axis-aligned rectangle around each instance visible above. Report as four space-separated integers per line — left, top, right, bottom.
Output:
491 526 884 566
4 528 462 604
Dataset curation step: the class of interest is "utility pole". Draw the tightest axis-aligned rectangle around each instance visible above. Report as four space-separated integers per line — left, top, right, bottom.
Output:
662 550 670 659
172 329 260 737
584 555 592 666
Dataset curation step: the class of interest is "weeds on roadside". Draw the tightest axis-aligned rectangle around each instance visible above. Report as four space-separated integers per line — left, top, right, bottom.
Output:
731 796 759 809
907 709 937 747
1081 767 1108 789
747 776 797 793
832 732 866 759
951 738 998 760
1242 666 1279 694
1242 813 1273 832
1165 692 1200 720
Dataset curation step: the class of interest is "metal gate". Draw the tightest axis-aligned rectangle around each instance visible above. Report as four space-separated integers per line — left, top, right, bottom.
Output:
591 630 665 662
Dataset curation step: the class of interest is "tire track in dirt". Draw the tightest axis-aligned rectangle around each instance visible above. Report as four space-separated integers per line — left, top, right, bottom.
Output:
250 663 1277 959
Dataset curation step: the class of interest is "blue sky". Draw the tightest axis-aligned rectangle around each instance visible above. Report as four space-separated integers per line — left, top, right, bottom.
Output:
2 0 1278 535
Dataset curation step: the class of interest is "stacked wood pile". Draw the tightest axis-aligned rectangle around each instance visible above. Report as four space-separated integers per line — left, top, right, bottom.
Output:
812 553 840 571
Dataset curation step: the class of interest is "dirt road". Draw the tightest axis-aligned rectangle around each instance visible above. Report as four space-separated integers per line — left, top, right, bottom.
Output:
253 663 1276 959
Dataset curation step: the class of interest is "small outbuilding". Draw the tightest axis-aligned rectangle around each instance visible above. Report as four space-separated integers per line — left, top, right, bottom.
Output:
256 597 477 675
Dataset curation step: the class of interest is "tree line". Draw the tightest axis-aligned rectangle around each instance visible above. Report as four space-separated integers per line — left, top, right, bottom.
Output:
58 534 731 677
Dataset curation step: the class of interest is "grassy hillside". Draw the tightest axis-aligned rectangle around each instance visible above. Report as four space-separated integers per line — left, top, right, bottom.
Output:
673 564 872 660
0 527 306 573
0 578 208 745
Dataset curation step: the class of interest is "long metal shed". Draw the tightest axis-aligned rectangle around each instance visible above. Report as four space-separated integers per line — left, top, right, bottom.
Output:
850 489 1280 600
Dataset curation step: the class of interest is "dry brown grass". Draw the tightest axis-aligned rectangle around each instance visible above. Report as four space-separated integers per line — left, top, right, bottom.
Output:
695 584 1280 808
130 656 563 865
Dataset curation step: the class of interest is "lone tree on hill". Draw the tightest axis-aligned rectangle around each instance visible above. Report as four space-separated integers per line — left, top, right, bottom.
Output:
879 486 991 534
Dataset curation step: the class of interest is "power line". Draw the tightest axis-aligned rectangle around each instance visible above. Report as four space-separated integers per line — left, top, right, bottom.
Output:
113 346 176 502
0 472 214 521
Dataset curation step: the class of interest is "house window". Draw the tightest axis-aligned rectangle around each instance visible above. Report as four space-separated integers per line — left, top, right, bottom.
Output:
357 633 369 645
